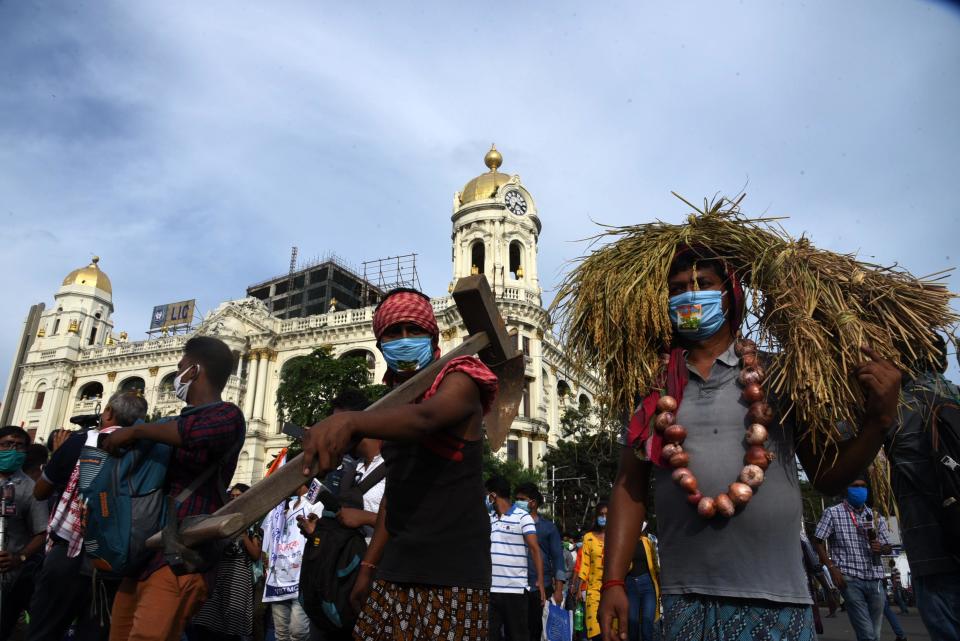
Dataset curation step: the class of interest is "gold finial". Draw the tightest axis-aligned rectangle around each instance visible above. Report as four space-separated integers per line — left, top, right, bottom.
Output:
106 334 115 345
37 327 46 338
119 331 128 341
484 144 502 173
516 266 524 279
92 256 100 265
67 319 79 334
471 264 480 275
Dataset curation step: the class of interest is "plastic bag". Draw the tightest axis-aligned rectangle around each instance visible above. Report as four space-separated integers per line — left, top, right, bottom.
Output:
543 600 573 641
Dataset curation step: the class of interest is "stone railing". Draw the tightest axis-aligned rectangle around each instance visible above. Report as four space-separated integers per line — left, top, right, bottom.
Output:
80 335 189 361
279 307 374 333
501 287 541 305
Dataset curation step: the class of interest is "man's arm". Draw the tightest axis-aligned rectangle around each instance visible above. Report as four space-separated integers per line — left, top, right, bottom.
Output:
349 496 390 613
600 446 652 641
548 524 567 603
303 372 481 475
525 531 546 604
337 507 378 529
796 346 901 495
102 422 182 455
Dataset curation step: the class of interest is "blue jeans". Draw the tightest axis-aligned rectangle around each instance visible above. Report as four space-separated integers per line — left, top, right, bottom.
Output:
914 572 960 641
839 576 883 641
625 573 656 641
882 599 905 638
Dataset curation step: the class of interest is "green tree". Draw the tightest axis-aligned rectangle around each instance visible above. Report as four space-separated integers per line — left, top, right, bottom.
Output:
275 346 370 428
541 405 623 535
482 440 542 494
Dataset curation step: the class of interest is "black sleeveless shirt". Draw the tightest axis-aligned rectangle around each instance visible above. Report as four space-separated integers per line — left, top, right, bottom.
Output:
376 433 491 589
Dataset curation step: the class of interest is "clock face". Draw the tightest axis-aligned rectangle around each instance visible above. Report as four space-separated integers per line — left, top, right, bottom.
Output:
504 190 528 216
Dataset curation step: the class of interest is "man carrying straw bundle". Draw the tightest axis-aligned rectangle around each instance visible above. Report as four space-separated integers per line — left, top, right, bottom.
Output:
552 195 957 641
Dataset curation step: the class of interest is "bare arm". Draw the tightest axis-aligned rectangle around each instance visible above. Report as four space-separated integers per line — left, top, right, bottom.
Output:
102 421 182 455
33 476 55 500
525 531 546 603
362 496 390 567
240 533 261 560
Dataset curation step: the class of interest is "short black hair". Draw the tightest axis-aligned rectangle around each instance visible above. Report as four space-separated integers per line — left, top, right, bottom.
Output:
0 426 30 444
595 500 609 516
24 444 49 470
331 388 371 412
515 482 543 505
668 249 728 282
231 483 250 493
183 336 234 391
485 475 511 498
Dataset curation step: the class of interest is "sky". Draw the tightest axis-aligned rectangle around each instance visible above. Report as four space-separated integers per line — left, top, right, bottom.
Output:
1 1 959 393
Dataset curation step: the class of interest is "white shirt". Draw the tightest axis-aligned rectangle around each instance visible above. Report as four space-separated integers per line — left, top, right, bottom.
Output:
356 454 385 543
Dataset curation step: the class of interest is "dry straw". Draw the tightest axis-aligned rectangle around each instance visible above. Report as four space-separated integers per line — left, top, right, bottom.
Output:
553 194 958 460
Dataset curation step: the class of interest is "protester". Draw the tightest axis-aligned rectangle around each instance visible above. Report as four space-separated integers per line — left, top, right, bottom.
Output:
329 389 384 543
880 588 908 641
485 476 544 641
578 503 608 641
301 288 498 641
262 485 315 641
623 525 659 641
102 336 247 641
884 335 960 641
888 561 909 615
189 483 262 641
0 426 48 640
596 246 902 641
814 478 893 641
28 391 147 641
514 482 566 641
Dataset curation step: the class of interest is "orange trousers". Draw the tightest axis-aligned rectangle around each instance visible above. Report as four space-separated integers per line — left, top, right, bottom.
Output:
109 565 208 641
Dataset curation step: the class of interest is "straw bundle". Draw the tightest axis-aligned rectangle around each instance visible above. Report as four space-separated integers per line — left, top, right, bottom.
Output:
553 194 958 455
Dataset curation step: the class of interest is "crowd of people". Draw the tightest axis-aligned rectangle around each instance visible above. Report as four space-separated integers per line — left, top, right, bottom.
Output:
0 240 958 641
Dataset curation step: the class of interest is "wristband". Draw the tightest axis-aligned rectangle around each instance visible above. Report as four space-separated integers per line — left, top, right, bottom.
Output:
600 579 625 593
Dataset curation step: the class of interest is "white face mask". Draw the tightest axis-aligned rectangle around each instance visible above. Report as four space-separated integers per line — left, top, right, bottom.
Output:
173 364 199 402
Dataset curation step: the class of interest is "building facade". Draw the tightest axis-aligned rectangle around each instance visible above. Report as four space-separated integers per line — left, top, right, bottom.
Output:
3 146 598 484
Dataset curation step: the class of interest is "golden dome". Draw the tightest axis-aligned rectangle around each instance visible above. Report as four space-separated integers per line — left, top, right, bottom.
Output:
460 144 511 205
62 256 112 294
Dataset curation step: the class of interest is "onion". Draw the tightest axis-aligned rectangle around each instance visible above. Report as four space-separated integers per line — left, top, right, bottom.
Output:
687 491 704 505
728 482 754 507
697 496 716 518
744 445 773 470
735 339 758 356
745 423 769 446
739 464 765 488
738 366 766 387
715 493 736 517
657 396 678 413
655 412 676 432
672 467 692 482
664 424 688 444
742 383 764 404
669 451 690 468
678 474 699 493
661 443 682 459
747 402 774 426
741 352 758 368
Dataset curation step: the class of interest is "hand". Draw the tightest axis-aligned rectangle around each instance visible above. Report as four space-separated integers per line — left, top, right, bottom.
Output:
829 566 847 591
0 551 20 572
870 540 882 554
599 584 628 641
51 429 72 452
349 564 374 613
336 507 369 529
856 345 902 429
296 513 319 537
302 413 354 477
101 427 138 457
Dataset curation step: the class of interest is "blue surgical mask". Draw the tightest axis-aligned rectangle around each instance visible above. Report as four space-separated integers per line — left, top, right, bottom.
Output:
381 337 434 373
514 500 530 513
597 516 607 527
484 495 495 512
669 290 726 340
846 486 868 508
0 450 26 473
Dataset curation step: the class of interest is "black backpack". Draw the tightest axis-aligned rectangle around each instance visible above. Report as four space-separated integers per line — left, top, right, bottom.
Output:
912 382 960 558
300 462 386 633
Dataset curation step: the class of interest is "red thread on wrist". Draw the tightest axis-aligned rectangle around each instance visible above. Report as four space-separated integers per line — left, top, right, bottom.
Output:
600 579 625 593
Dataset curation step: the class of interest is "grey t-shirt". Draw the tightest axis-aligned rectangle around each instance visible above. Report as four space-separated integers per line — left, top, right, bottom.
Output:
652 342 811 604
0 470 48 587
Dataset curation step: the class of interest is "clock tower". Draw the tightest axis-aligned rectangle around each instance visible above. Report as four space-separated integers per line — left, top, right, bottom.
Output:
450 145 542 304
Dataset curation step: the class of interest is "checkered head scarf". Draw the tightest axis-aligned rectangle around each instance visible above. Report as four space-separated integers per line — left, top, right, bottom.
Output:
373 289 440 342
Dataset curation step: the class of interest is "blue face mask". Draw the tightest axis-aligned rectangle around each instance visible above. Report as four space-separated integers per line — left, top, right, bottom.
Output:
846 486 868 508
669 290 727 341
597 516 607 528
514 500 530 513
381 337 434 373
0 450 26 474
485 495 495 512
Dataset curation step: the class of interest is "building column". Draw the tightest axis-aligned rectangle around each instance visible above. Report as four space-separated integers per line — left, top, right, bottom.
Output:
255 350 274 423
251 351 266 420
243 351 260 420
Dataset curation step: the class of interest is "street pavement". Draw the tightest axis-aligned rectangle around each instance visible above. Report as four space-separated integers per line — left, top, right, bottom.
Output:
818 607 930 641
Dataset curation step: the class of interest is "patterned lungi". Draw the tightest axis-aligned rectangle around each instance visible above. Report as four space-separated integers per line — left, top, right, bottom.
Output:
661 594 815 641
353 580 488 641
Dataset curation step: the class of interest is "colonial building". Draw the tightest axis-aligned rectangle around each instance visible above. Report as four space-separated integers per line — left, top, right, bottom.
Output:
2 146 598 483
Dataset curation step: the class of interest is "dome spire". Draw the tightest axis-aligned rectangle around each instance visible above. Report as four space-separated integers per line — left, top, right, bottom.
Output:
484 144 503 173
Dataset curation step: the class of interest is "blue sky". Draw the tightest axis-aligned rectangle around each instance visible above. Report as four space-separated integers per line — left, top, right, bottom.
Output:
1 1 959 393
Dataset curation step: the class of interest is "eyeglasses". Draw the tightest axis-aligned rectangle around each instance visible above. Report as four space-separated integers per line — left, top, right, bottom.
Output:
0 441 27 452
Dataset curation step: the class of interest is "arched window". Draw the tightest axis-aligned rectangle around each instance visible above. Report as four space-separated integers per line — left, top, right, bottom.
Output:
159 372 177 393
341 349 377 383
557 380 570 405
33 382 47 410
119 377 146 395
88 326 98 345
78 381 104 401
509 241 524 279
471 241 485 275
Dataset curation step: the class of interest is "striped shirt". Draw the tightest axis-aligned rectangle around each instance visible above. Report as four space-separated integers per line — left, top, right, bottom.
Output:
490 505 536 594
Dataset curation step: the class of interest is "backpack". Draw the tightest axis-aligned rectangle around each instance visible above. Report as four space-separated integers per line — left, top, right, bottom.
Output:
79 433 173 576
300 462 387 633
911 379 960 558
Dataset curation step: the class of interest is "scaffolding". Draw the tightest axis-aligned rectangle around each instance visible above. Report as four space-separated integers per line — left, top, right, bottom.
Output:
362 253 422 295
